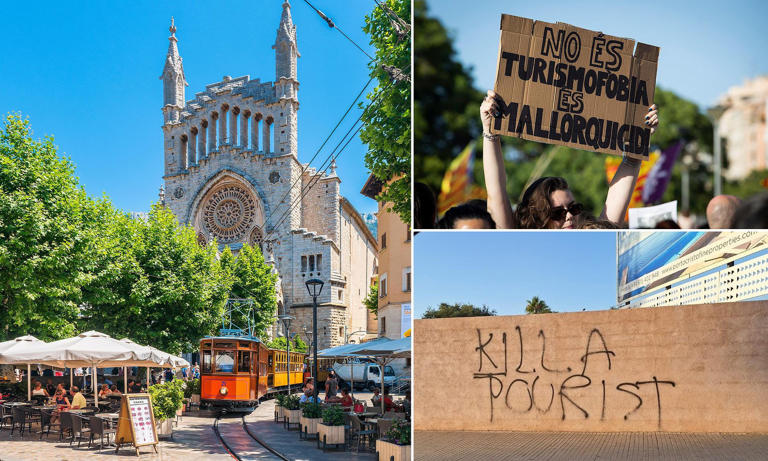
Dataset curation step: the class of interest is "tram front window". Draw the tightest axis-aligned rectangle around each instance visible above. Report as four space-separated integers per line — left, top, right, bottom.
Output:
215 351 234 373
238 351 251 373
202 350 212 373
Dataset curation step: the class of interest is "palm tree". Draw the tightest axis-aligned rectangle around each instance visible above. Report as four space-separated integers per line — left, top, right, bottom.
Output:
525 296 553 314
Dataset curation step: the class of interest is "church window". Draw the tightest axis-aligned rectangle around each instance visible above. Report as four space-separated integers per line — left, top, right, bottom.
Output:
301 256 307 272
338 289 343 302
381 233 387 249
309 255 315 272
316 254 322 271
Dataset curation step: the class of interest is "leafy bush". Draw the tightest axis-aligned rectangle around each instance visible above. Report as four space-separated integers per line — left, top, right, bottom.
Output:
148 379 185 421
184 379 200 398
275 393 287 407
283 394 301 410
321 405 345 426
301 402 322 418
385 418 410 445
0 382 25 399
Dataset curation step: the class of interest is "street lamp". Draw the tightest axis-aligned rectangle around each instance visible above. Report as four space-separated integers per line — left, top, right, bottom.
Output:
305 278 324 403
278 314 294 395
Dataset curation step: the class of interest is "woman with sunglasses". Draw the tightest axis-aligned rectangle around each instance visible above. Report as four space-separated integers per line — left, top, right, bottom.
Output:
480 90 659 229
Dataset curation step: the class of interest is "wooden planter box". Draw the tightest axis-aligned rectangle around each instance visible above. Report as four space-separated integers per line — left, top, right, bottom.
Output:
156 418 173 439
275 404 284 422
191 394 200 405
299 416 321 440
284 408 302 430
376 439 411 461
317 423 345 450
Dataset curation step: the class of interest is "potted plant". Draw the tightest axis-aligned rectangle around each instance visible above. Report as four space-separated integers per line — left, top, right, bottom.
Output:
317 405 346 450
185 378 201 405
376 418 411 461
283 394 301 430
299 402 322 440
148 380 184 438
274 393 287 422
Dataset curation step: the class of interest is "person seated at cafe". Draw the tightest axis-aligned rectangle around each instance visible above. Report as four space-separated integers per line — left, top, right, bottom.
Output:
131 380 143 393
371 388 381 406
339 388 354 408
98 383 112 398
45 378 56 397
50 389 71 424
303 377 314 394
382 389 396 411
299 388 319 404
109 384 122 395
31 381 50 398
70 386 87 409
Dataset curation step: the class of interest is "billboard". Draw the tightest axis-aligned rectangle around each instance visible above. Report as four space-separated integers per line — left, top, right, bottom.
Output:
617 231 768 302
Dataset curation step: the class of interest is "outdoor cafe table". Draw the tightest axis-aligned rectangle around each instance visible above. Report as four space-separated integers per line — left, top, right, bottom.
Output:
96 412 120 428
353 411 379 419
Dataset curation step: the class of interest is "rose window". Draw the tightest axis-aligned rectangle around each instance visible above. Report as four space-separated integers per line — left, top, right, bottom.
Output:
201 184 258 243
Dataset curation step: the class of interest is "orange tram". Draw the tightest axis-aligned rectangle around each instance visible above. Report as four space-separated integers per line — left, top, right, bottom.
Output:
200 335 305 413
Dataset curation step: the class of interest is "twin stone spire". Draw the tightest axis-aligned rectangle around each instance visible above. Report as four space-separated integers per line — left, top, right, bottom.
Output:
160 2 298 114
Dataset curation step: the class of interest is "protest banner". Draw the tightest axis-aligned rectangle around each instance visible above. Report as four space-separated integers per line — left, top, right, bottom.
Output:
491 15 659 159
628 200 677 229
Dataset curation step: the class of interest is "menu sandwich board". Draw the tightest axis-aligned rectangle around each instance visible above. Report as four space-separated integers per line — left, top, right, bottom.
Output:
490 14 660 159
115 393 159 456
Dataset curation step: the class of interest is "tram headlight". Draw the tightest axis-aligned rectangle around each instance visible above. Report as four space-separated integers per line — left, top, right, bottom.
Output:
220 385 228 395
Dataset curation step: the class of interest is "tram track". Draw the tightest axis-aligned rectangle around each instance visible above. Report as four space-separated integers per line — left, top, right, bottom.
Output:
213 414 291 461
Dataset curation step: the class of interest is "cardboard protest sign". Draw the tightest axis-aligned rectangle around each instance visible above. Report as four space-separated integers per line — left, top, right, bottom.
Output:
491 15 659 159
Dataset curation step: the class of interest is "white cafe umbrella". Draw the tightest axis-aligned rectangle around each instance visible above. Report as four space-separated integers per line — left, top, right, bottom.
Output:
354 337 411 414
1 331 152 408
0 335 45 401
119 339 189 390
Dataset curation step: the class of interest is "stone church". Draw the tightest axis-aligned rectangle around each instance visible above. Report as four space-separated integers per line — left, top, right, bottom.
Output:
158 1 378 349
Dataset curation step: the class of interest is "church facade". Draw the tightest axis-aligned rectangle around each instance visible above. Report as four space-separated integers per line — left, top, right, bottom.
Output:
158 2 378 349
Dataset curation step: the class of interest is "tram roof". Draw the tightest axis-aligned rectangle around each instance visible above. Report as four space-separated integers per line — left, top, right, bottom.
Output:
202 335 263 342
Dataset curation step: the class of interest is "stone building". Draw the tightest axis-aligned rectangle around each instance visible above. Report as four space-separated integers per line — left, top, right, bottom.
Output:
361 175 411 340
715 76 768 180
159 2 378 349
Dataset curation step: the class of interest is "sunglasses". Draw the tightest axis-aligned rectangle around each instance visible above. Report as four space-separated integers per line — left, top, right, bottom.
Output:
550 202 584 221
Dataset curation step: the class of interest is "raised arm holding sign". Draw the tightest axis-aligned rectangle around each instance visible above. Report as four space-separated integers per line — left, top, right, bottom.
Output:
481 14 660 229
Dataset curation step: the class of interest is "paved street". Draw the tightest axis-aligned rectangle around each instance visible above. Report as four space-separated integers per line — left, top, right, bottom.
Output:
415 430 768 460
0 394 383 461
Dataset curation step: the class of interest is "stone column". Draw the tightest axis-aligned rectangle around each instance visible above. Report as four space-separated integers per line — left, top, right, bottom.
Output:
240 112 250 148
252 115 261 152
189 130 197 165
199 122 207 159
209 114 217 152
263 117 272 154
230 109 238 145
219 107 227 146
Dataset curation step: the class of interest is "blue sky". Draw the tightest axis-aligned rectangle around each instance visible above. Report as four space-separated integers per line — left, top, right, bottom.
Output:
413 231 618 317
0 1 381 215
426 0 768 109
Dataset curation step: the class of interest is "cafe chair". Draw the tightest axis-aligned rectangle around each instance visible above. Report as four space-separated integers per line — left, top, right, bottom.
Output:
70 413 91 447
378 418 395 440
59 411 74 441
88 415 116 451
347 413 376 452
32 395 47 405
0 404 13 431
39 409 60 439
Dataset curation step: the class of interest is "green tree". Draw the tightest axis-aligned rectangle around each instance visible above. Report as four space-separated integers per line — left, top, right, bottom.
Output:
422 303 496 319
525 296 554 314
267 335 308 353
360 0 411 224
363 281 379 318
0 114 109 341
81 205 230 354
221 243 279 338
724 169 768 202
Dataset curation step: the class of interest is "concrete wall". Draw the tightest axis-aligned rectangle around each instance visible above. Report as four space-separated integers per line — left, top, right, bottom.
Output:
414 301 768 433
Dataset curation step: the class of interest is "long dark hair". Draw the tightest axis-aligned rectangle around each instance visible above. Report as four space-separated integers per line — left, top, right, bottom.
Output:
514 177 570 229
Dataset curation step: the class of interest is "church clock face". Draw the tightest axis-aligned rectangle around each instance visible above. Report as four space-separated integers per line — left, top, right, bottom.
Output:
173 186 184 199
269 171 280 184
201 184 258 243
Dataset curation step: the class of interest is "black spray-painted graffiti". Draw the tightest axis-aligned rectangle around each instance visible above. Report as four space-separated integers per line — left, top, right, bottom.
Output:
473 327 675 426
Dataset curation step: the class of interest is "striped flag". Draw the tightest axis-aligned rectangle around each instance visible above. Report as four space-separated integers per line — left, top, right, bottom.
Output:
437 142 486 216
605 149 661 215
